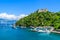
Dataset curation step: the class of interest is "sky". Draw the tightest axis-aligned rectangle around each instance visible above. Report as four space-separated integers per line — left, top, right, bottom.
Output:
0 0 60 20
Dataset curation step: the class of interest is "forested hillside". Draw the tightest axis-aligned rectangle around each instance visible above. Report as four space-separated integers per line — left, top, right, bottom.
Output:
15 9 60 29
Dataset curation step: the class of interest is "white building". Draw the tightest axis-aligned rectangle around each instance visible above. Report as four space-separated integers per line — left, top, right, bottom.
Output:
38 9 48 13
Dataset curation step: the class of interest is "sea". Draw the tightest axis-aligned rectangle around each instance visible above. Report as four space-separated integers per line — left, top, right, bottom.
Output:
0 18 60 40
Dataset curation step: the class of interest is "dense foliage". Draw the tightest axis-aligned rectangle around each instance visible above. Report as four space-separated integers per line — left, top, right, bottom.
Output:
15 9 60 29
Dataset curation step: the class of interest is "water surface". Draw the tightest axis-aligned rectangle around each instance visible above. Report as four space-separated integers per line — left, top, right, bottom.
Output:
0 19 60 40
0 25 60 40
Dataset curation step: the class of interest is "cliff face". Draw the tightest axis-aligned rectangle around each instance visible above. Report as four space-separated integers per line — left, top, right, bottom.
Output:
15 9 60 29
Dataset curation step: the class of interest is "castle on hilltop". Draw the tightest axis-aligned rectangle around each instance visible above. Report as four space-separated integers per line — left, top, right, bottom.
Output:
38 9 48 13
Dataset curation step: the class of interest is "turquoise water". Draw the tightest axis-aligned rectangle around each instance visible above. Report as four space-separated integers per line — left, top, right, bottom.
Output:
0 19 60 40
0 25 60 40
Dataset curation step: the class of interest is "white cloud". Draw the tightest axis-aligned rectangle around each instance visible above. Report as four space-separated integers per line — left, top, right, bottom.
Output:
0 13 28 20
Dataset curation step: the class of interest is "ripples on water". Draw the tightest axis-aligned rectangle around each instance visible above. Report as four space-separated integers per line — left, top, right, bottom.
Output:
0 24 60 40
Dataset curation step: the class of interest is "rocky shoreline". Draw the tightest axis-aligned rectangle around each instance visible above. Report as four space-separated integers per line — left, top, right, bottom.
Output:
52 30 60 34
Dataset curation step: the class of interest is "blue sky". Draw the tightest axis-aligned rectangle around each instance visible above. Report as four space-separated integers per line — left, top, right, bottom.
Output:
0 0 60 20
0 0 60 15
